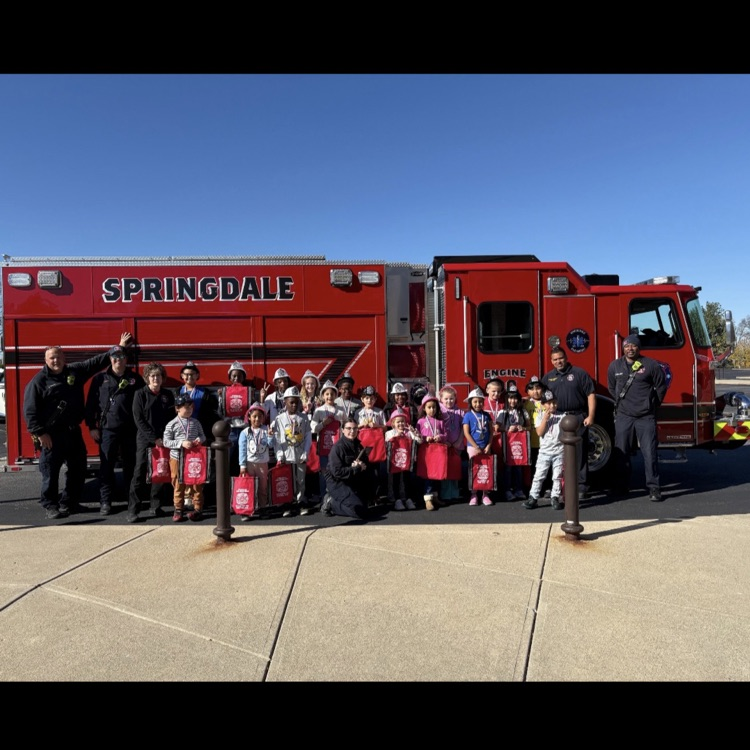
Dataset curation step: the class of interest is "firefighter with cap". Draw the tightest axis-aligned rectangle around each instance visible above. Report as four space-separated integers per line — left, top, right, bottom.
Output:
85 342 145 515
23 332 135 520
219 361 254 476
607 334 668 502
261 367 290 423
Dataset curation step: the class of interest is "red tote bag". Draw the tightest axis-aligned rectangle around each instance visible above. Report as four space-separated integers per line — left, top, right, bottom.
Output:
179 445 208 485
270 462 295 506
306 440 320 473
387 435 415 473
317 421 340 457
416 442 448 480
231 475 258 516
358 427 387 463
470 453 497 492
504 431 531 466
147 446 172 484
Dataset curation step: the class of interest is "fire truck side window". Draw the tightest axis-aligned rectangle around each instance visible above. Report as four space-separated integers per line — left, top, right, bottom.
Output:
629 299 683 348
477 302 533 354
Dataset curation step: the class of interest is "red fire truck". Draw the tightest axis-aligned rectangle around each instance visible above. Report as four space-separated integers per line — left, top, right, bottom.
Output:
2 254 747 480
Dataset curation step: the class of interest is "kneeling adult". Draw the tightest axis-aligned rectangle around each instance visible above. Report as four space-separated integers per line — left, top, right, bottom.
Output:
322 418 373 519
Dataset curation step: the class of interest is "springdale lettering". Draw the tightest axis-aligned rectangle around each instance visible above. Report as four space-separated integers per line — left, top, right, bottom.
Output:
102 275 295 303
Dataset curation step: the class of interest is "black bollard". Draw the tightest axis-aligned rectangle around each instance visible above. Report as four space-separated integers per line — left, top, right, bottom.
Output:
559 414 584 540
212 419 235 542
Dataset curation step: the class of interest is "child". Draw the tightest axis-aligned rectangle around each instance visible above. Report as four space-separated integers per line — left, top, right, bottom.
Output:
261 367 290 423
311 380 346 501
219 361 254 478
384 408 422 510
524 375 544 472
524 390 564 510
496 384 530 501
485 377 505 429
356 384 387 502
416 393 448 510
334 372 362 422
238 402 271 520
439 385 465 502
300 369 321 417
163 394 207 522
386 382 418 425
300 369 321 504
271 385 313 516
462 386 494 507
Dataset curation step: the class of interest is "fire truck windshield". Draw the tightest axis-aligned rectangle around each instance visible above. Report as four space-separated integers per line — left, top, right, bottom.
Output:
685 298 712 348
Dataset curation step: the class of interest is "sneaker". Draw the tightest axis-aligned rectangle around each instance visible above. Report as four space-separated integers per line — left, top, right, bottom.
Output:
405 497 416 510
469 496 479 506
505 490 514 502
187 510 203 522
240 515 252 523
551 497 564 510
321 494 333 516
282 508 295 517
99 503 112 516
482 495 494 506
126 513 140 524
143 507 165 519
523 496 538 510
513 490 526 499
300 507 312 516
58 503 71 516
45 506 62 520
424 494 436 511
172 511 185 523
649 488 663 502
394 498 406 511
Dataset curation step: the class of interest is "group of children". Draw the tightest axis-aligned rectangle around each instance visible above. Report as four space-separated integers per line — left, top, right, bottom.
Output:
163 364 567 521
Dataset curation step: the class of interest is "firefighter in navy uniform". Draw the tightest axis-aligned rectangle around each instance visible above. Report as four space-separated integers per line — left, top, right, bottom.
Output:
541 345 596 500
607 335 668 501
85 346 145 515
23 332 135 520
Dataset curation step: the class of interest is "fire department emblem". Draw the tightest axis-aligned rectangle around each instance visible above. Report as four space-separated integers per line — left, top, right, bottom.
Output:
276 476 290 495
187 456 202 478
566 328 590 353
476 464 490 483
235 487 250 509
393 446 409 469
229 393 243 411
156 458 169 476
510 441 524 461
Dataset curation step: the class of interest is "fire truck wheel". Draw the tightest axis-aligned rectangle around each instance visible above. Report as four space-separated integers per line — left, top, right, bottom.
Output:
587 410 615 482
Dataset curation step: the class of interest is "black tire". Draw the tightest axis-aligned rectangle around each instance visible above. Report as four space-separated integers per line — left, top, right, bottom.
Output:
588 402 615 486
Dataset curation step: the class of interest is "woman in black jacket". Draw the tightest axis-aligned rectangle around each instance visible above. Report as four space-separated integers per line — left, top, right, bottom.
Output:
322 418 373 520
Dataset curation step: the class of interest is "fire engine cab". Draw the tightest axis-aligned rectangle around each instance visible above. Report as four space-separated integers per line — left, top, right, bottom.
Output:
2 254 747 480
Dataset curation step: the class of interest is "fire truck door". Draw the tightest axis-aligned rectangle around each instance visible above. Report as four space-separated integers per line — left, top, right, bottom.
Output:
542 295 598 379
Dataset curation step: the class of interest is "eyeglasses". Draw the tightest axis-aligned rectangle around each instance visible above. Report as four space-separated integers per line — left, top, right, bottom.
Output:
343 426 358 431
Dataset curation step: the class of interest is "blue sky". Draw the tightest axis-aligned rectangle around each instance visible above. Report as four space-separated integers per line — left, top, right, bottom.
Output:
2 73 749 321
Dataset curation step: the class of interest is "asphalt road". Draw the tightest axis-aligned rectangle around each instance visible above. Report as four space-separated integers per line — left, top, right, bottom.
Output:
1 437 747 528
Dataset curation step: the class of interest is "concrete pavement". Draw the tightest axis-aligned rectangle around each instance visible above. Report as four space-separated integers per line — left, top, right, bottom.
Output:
2 511 749 681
